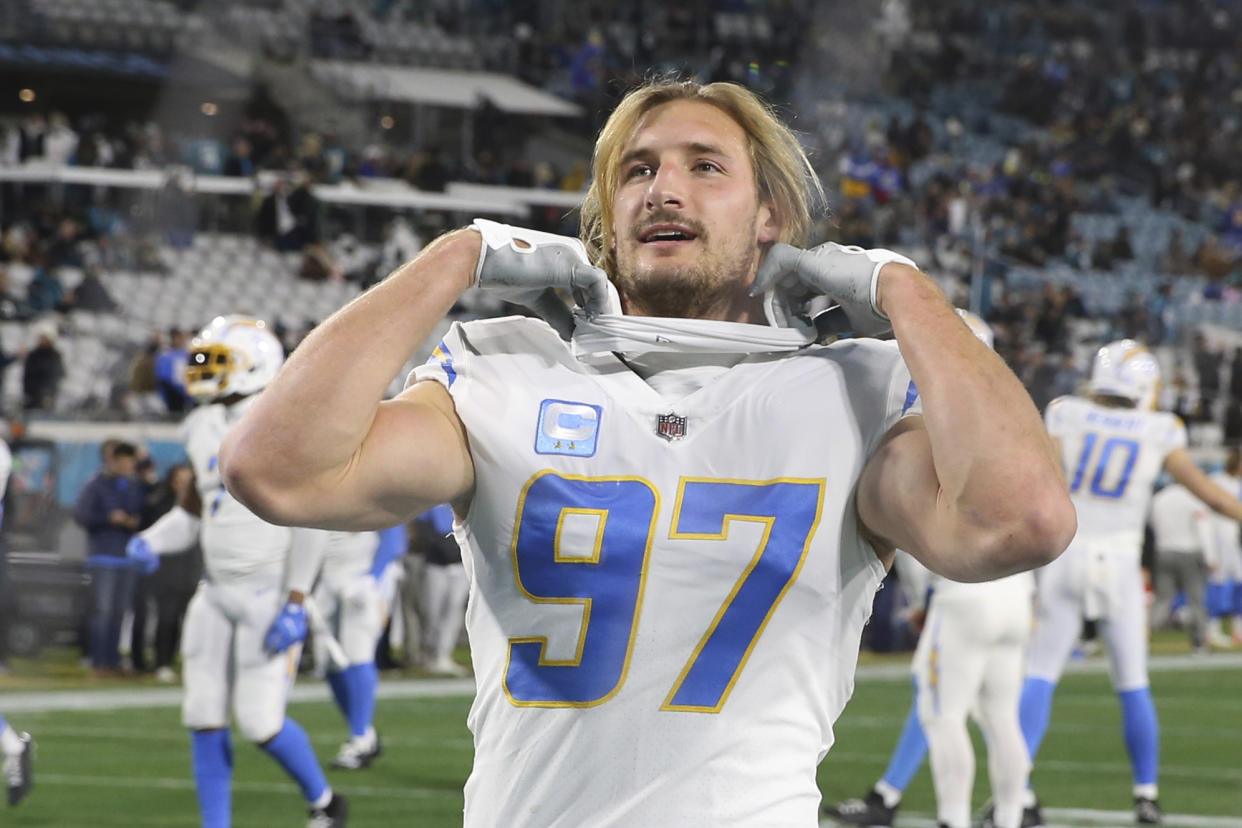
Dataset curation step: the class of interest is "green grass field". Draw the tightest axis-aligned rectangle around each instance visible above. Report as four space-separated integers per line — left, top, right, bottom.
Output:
1 652 1239 827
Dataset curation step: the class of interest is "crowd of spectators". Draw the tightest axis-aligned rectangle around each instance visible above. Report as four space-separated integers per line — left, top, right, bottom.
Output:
0 0 1241 437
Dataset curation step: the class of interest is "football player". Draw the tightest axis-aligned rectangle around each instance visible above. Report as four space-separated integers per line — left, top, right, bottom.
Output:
0 714 32 807
126 316 346 828
0 435 34 808
1207 448 1242 647
314 526 407 769
1020 340 1242 826
220 80 1076 825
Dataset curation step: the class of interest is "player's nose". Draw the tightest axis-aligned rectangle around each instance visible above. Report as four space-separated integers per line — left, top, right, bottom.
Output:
644 165 686 211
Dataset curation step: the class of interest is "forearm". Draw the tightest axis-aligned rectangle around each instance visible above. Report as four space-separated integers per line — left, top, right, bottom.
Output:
880 266 1074 569
284 528 328 596
139 506 200 555
220 229 478 519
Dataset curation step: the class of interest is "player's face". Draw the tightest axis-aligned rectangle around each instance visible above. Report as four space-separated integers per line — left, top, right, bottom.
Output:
610 100 779 319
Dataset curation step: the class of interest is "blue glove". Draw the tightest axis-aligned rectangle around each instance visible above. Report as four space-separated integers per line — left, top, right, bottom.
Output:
125 536 159 575
263 601 307 655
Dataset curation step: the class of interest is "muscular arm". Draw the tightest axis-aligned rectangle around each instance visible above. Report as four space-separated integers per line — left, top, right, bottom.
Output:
1165 448 1242 523
856 267 1077 581
220 230 479 530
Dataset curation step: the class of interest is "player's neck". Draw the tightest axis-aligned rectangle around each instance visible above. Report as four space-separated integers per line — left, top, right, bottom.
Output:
618 288 764 323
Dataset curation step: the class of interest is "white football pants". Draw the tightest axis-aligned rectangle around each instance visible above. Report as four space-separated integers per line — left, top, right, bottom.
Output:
914 578 1033 828
180 576 298 742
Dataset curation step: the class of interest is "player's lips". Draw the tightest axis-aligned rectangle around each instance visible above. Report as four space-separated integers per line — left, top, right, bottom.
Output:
638 223 699 246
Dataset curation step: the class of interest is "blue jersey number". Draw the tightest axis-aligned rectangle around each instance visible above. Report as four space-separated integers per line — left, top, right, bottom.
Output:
504 471 823 711
505 473 658 706
1069 434 1140 499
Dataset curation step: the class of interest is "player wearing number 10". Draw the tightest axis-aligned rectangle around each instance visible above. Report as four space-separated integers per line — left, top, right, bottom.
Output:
220 79 1076 825
1020 339 1242 826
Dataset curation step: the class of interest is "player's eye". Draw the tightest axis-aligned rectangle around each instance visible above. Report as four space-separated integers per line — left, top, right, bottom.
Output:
625 164 653 179
694 161 722 173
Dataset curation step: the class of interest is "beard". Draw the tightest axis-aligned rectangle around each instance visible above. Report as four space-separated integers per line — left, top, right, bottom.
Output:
613 218 759 319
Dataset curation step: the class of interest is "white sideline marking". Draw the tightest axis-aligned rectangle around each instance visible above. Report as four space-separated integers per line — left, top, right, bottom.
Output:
6 652 1239 714
827 750 1240 781
1046 808 1242 827
29 723 474 750
39 772 458 800
0 677 475 713
822 809 1242 828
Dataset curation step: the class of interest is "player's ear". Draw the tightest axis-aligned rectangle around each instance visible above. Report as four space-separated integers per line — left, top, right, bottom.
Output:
756 202 781 244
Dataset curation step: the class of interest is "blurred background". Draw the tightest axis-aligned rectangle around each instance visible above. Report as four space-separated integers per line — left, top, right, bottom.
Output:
0 0 1239 825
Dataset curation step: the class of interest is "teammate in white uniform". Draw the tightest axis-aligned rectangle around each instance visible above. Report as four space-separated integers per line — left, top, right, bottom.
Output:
0 437 35 808
1207 449 1242 646
1020 340 1242 826
827 312 1034 828
220 81 1076 826
315 526 406 768
126 316 346 828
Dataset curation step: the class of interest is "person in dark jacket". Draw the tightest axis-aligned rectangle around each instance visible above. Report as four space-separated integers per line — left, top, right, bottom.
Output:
129 462 200 680
74 440 144 676
22 333 64 411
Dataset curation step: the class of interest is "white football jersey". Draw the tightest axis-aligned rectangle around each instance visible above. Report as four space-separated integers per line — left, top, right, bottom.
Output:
1149 483 1211 555
320 530 380 586
412 315 919 827
1045 395 1186 544
183 398 293 582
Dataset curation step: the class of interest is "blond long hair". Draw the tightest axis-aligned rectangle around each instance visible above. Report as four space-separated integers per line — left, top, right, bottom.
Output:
579 79 824 278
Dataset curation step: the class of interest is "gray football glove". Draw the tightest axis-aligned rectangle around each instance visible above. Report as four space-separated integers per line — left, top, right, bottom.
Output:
752 241 917 337
471 218 616 320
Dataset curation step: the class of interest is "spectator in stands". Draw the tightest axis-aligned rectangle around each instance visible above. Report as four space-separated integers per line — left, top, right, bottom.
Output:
1229 349 1242 402
1161 229 1193 273
126 333 163 417
154 328 191 414
255 175 319 252
413 147 451 192
1194 335 1225 415
45 218 83 269
21 331 63 411
1224 398 1242 445
17 114 45 162
375 216 422 285
74 439 144 677
1112 224 1135 262
223 137 255 178
70 264 117 312
157 175 197 250
1195 234 1236 279
0 268 29 321
298 242 343 282
44 113 78 167
25 252 65 315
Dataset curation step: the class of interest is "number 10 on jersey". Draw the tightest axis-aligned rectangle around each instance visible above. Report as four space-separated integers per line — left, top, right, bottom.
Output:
503 471 825 712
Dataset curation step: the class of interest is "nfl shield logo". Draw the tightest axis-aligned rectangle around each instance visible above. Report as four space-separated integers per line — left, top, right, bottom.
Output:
656 413 687 441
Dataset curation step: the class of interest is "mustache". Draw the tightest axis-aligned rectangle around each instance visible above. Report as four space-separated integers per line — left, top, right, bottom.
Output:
634 212 706 240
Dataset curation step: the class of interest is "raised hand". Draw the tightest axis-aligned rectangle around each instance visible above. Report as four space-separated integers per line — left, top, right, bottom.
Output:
471 218 615 318
752 241 917 337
